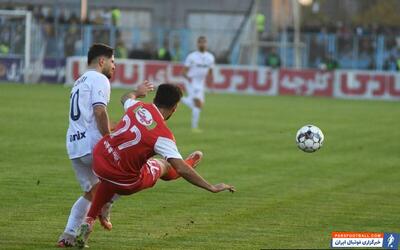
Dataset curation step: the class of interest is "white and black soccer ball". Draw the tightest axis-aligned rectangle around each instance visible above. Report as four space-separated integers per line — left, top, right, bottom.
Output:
296 125 324 153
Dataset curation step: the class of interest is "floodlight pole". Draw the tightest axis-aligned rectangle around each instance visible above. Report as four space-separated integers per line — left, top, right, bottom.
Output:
251 0 260 66
293 0 301 69
81 0 87 22
24 11 32 83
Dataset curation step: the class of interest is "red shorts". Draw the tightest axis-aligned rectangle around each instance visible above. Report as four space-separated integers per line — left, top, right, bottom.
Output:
94 159 162 195
135 159 163 192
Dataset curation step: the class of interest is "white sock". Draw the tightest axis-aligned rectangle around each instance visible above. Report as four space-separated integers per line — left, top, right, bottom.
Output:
192 107 201 129
111 194 120 202
182 97 194 109
64 196 91 236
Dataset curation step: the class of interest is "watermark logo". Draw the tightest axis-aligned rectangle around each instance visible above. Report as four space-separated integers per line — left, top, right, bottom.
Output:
383 233 399 249
331 232 399 249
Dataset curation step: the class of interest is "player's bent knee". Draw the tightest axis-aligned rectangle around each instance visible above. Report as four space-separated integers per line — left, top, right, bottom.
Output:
150 159 179 181
152 159 170 177
193 99 203 108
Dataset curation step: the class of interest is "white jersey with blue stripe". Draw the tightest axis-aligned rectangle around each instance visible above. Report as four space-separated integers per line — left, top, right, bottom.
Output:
66 70 111 159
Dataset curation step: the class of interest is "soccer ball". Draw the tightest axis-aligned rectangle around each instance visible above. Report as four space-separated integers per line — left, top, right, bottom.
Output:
296 125 324 153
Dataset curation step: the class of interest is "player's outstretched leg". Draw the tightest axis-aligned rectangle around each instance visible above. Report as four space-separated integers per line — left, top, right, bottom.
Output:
98 193 119 231
191 98 203 133
98 201 113 231
97 192 119 231
161 151 203 180
181 96 194 109
76 181 116 248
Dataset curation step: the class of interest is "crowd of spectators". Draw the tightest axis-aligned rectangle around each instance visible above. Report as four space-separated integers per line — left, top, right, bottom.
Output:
0 4 399 71
259 21 400 70
304 22 398 70
28 5 185 62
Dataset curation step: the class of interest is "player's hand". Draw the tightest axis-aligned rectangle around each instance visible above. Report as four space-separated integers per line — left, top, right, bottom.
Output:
109 120 118 132
211 183 236 193
136 80 154 98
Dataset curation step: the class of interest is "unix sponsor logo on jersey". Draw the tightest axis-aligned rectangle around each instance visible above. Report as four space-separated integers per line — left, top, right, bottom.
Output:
69 131 86 142
134 106 157 130
195 63 209 68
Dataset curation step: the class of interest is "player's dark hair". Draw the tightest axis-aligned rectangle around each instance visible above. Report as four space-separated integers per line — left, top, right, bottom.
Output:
87 43 114 65
153 83 183 109
198 36 206 42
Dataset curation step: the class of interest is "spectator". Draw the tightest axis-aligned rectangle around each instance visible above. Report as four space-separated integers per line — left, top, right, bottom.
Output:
256 12 266 39
0 43 9 54
64 25 79 57
101 9 112 26
92 11 104 25
115 40 128 59
44 24 60 57
129 43 153 60
383 55 400 71
265 48 281 68
69 12 80 24
111 7 121 26
32 5 45 22
320 53 339 70
58 10 67 24
216 50 229 64
157 41 172 61
172 39 182 62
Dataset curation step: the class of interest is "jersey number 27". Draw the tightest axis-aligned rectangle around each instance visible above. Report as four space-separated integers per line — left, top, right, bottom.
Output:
110 115 142 150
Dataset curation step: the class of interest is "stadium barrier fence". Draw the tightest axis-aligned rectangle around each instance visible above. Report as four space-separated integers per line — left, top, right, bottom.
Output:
64 56 400 101
0 55 398 101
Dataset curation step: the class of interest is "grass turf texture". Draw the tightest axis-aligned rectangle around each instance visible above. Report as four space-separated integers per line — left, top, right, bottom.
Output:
0 83 399 249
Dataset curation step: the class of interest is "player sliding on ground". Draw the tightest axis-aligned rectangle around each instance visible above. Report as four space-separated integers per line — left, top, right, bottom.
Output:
76 83 235 248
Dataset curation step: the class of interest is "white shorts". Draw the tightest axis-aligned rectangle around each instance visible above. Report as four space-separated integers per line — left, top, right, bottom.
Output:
186 79 205 102
71 154 99 192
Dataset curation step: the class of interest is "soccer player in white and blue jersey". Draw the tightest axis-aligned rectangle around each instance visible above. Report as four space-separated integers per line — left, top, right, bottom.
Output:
58 44 116 247
181 36 215 132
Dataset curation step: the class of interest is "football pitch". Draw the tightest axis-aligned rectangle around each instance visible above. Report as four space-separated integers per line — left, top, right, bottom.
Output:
0 83 399 249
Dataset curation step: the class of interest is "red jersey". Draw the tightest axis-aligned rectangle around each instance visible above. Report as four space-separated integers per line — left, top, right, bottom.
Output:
93 100 182 185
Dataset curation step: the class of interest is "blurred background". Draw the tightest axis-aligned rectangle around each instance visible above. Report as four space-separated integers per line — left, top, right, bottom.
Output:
0 0 399 83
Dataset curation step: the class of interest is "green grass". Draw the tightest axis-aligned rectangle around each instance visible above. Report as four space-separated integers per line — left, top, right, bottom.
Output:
0 83 399 249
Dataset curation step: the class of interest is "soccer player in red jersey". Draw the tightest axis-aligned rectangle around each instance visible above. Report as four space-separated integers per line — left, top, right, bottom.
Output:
76 83 235 248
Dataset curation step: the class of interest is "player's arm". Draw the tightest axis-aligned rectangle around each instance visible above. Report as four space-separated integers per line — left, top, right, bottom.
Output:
93 105 111 136
207 56 215 82
120 80 154 105
109 120 117 131
155 137 234 193
168 158 235 193
92 78 112 136
207 68 213 83
182 66 190 81
182 54 191 81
